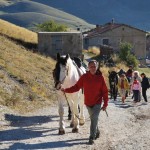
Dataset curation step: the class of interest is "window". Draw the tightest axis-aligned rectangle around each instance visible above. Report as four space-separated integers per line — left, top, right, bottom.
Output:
102 39 109 45
84 38 89 45
52 35 62 51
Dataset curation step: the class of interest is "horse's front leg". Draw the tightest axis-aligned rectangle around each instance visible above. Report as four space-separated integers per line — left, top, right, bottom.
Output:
71 93 80 133
110 85 113 99
114 87 118 101
57 91 65 135
78 91 85 126
67 104 72 120
113 85 117 101
66 98 75 128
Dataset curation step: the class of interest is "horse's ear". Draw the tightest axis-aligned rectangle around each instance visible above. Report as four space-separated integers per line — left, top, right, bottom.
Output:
57 53 60 60
66 54 70 60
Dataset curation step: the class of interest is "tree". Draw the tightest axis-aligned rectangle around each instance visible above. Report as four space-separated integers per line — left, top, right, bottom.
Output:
126 54 139 68
119 42 132 61
36 20 68 32
119 42 139 68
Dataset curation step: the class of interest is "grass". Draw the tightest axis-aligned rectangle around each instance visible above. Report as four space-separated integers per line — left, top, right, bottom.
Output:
0 34 58 113
0 19 58 113
0 19 37 44
137 68 150 78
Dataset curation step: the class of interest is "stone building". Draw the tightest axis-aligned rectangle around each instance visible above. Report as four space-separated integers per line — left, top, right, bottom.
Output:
84 22 148 64
38 32 83 58
146 34 150 58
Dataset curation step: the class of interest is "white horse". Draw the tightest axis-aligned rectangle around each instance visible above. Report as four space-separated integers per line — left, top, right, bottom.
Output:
53 53 86 134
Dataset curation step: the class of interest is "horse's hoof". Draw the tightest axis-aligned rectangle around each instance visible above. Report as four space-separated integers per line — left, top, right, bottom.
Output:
70 123 74 128
72 128 79 133
79 122 85 126
68 116 71 120
58 129 65 135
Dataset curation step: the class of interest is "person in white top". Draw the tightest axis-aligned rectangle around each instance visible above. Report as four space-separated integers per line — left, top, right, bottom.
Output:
130 71 142 101
131 77 141 102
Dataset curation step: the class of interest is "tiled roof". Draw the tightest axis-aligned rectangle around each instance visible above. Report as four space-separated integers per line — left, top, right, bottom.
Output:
85 22 147 38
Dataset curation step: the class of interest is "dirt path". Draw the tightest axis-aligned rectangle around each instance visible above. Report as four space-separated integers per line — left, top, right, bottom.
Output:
0 89 150 150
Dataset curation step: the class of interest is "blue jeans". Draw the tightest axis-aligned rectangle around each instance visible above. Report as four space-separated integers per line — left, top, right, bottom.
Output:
86 104 101 139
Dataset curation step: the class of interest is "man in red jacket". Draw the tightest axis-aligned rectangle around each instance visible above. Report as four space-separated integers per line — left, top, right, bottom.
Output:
61 60 109 145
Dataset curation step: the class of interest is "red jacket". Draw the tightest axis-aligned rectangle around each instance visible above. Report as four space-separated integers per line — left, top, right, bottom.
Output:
64 72 109 107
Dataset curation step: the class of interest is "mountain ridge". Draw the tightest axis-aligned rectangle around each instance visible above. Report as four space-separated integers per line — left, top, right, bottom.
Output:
0 0 150 31
31 0 150 31
0 0 94 30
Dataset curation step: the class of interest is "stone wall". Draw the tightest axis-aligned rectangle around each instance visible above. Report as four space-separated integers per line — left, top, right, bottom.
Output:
38 32 83 58
85 25 147 64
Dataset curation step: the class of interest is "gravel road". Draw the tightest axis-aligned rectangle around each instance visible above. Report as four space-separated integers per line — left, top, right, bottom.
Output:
0 89 150 150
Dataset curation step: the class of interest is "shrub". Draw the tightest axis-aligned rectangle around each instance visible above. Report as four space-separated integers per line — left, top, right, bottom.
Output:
36 20 68 32
126 54 139 69
87 46 100 55
119 42 139 68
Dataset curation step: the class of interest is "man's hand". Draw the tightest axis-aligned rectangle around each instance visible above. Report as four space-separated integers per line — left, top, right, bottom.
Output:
61 88 65 92
102 106 108 117
102 106 107 111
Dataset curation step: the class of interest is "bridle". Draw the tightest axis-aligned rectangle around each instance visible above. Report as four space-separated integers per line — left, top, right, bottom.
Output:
53 64 69 90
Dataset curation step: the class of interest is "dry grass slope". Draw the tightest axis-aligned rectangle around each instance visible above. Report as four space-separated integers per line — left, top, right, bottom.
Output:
0 19 57 113
0 19 37 44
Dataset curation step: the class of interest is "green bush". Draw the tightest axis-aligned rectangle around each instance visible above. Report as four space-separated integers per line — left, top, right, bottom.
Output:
126 54 139 69
119 42 132 61
36 20 68 32
119 42 139 68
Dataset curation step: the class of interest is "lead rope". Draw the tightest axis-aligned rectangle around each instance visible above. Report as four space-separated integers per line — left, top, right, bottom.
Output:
63 91 108 121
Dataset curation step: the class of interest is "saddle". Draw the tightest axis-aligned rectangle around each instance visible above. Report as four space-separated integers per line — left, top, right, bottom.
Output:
72 57 82 68
72 57 86 76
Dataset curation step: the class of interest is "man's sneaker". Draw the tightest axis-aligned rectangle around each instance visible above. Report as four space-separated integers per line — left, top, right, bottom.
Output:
88 137 94 145
95 131 100 139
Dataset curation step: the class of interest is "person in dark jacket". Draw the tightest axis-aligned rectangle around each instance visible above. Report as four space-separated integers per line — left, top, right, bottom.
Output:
125 65 133 97
141 73 150 102
126 65 133 82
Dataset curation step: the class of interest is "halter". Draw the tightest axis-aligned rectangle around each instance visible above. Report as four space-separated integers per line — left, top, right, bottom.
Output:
53 64 69 90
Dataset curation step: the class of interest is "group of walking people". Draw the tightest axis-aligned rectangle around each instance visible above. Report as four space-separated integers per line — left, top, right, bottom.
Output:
60 60 149 145
118 65 150 103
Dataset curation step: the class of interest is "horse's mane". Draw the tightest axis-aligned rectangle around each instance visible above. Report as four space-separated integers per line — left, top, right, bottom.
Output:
72 57 82 68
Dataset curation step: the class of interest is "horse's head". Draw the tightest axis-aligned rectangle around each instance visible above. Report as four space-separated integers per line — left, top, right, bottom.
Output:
109 71 118 85
53 53 70 90
118 69 126 77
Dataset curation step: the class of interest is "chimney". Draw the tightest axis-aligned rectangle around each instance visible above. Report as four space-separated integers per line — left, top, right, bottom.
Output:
96 24 101 31
96 24 100 28
112 18 115 24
